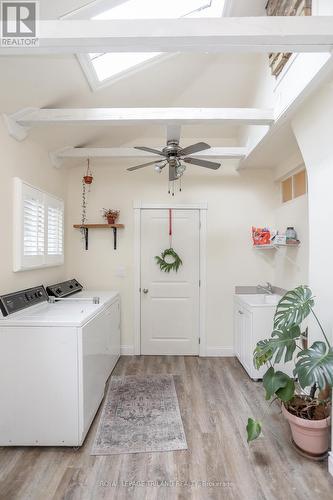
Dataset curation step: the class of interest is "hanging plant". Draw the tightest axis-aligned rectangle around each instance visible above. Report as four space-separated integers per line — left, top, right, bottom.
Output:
155 209 183 273
83 158 93 186
80 158 93 243
155 248 183 273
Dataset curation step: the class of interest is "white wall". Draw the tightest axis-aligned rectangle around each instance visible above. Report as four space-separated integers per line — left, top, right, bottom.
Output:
312 0 333 15
273 195 309 291
291 77 333 478
273 155 309 291
65 163 278 353
292 84 333 344
0 119 67 294
243 55 275 151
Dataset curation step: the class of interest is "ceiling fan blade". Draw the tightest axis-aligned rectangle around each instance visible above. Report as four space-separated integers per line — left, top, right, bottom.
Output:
180 142 211 156
134 146 167 157
183 157 221 170
127 160 160 171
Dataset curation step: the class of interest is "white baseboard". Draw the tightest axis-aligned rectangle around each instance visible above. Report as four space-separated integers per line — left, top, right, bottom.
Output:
120 346 234 357
205 347 234 357
120 345 135 355
329 452 333 477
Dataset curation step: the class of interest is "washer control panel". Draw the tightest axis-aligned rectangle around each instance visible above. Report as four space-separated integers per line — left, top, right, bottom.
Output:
46 279 83 298
0 286 48 317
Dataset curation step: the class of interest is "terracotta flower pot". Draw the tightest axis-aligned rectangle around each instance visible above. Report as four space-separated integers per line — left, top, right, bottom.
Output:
107 216 116 225
83 175 93 185
282 404 330 459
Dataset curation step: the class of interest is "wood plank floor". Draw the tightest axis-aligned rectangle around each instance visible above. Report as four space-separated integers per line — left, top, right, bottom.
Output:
0 356 332 500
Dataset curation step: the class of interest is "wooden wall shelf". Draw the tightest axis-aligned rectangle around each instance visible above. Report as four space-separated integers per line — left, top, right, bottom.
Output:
73 224 125 250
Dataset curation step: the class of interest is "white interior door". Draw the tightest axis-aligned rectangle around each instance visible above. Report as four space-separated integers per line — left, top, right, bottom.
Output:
140 209 200 355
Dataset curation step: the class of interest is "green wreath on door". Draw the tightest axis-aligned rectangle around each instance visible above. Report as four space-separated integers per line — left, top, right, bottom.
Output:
155 209 183 273
155 248 182 273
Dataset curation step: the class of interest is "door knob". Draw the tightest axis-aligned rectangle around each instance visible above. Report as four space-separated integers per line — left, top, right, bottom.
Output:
143 288 149 294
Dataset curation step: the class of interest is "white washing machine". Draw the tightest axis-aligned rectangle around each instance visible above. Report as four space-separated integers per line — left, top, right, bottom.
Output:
0 279 120 446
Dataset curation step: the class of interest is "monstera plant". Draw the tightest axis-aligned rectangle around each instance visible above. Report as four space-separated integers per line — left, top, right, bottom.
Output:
247 286 332 458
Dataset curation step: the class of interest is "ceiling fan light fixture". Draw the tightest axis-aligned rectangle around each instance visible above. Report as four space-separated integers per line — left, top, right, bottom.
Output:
176 163 186 178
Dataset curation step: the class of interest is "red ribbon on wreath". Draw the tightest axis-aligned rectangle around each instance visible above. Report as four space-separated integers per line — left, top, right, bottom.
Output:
169 208 172 247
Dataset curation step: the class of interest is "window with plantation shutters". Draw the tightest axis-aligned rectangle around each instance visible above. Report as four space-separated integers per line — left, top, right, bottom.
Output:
13 178 64 271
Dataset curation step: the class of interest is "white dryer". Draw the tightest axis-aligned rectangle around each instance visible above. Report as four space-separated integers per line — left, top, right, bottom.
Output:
0 279 120 446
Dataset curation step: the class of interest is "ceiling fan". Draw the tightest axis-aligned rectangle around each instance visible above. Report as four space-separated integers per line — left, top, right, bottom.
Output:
127 138 221 195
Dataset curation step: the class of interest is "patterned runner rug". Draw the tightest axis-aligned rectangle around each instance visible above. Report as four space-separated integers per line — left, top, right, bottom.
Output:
91 374 188 455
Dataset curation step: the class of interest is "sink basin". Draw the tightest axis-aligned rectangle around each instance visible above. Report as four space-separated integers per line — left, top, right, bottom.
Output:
237 294 281 307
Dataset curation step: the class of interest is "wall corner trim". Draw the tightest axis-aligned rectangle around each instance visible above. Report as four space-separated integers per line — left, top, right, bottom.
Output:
120 345 135 356
328 452 333 478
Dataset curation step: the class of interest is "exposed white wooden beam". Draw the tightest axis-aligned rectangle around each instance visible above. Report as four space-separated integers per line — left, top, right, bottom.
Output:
48 146 74 168
50 146 248 167
2 108 34 141
7 107 275 131
0 17 332 55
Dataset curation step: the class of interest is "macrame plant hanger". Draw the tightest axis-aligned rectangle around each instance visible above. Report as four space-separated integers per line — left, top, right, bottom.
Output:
81 158 94 250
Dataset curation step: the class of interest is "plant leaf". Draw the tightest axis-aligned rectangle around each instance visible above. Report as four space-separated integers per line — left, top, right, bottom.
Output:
263 367 294 401
253 340 273 369
295 341 333 390
273 286 314 330
275 377 295 402
246 418 262 443
253 325 300 369
270 325 301 364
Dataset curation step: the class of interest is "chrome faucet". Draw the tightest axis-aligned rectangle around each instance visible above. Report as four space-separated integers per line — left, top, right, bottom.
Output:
257 282 274 295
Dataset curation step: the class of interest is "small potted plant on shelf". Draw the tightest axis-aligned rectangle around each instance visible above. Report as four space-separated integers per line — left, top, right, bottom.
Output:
102 208 120 225
247 286 332 460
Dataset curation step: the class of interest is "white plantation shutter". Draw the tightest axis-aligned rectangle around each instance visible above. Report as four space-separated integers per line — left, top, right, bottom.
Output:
46 198 64 262
23 195 45 257
13 178 64 271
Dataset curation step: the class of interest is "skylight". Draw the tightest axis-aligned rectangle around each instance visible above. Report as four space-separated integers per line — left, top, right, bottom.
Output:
93 0 214 20
88 0 225 85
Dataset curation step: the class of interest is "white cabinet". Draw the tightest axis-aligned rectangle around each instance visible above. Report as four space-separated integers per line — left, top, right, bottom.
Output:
234 295 294 380
234 301 261 379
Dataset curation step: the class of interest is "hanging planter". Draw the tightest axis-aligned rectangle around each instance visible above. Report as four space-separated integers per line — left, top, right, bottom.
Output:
83 159 93 185
155 209 183 273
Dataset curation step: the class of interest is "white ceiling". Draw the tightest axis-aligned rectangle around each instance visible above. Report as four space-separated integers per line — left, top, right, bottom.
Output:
243 123 303 169
40 0 267 20
0 0 302 168
0 51 265 151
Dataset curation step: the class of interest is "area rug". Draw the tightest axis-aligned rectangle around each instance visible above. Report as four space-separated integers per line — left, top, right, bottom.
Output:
91 374 188 455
